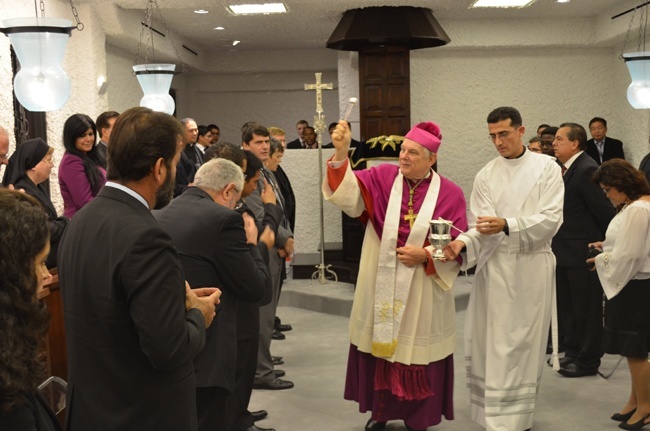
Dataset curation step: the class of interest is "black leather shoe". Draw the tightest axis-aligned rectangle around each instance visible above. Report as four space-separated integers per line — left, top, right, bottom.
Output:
547 356 574 367
365 418 386 431
613 409 637 422
272 356 284 365
251 410 268 422
276 323 292 331
619 413 650 430
557 362 598 377
253 378 294 390
274 369 285 378
244 426 276 431
272 329 286 340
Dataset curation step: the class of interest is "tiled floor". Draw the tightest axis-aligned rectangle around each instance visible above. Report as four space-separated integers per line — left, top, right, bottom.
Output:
249 276 632 431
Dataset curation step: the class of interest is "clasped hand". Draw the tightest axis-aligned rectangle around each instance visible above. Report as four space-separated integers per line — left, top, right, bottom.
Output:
185 281 221 328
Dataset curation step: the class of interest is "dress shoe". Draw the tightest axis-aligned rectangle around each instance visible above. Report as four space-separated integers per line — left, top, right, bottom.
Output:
272 356 284 365
557 362 598 378
619 413 650 430
275 323 292 331
272 329 286 340
251 410 268 422
613 409 637 422
244 426 276 431
547 355 574 367
364 418 386 431
253 377 294 390
274 369 285 378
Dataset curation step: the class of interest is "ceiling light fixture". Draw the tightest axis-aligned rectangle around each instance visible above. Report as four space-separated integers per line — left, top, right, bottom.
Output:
228 3 287 15
0 0 85 111
194 10 209 14
132 0 184 115
214 26 225 30
555 0 570 3
232 40 240 46
622 2 650 109
472 0 536 7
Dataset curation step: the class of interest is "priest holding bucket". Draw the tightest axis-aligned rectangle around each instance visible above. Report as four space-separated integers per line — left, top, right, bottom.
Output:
322 120 467 431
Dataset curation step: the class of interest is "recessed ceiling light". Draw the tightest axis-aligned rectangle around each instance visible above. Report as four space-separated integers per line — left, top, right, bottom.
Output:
194 9 209 14
472 0 536 7
228 3 287 15
232 40 241 46
214 26 225 30
555 0 570 3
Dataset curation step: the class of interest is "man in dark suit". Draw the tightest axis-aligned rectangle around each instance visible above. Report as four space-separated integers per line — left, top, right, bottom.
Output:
154 158 275 431
286 119 309 149
94 110 119 169
58 107 221 431
586 117 625 165
552 122 615 377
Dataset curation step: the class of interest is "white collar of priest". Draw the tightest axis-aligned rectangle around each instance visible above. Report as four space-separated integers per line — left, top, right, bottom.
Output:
505 145 526 160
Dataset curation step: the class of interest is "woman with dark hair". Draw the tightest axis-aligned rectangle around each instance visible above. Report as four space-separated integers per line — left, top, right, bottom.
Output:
2 138 69 268
58 114 106 218
0 190 61 431
589 159 650 430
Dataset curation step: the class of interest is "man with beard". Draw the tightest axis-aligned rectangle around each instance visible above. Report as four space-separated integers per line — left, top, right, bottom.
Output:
58 107 221 431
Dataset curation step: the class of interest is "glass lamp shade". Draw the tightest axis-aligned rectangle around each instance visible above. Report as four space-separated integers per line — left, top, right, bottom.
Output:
133 63 176 115
1 17 72 112
623 52 650 109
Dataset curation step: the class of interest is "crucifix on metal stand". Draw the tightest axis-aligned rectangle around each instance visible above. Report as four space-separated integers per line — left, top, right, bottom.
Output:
305 72 338 284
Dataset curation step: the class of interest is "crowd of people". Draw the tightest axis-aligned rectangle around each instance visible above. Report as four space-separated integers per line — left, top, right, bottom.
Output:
0 106 649 431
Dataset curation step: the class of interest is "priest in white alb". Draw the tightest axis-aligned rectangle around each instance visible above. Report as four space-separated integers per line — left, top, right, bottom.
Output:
444 106 564 431
323 120 467 431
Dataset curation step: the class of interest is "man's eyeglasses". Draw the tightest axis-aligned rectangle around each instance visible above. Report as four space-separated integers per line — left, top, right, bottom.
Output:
489 129 517 142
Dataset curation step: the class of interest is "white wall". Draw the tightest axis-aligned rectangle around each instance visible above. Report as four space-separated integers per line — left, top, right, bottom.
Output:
409 46 626 198
178 68 339 145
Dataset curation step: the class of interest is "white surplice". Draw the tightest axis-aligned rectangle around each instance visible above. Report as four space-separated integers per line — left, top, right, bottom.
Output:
458 150 564 431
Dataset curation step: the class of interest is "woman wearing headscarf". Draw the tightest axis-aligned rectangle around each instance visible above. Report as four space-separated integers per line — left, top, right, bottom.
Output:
58 114 106 218
2 138 68 268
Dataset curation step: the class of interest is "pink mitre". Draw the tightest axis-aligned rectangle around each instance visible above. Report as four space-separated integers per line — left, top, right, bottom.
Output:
404 122 442 153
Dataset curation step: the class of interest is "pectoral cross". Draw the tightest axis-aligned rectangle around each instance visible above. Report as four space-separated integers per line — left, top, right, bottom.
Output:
404 187 418 229
404 208 417 229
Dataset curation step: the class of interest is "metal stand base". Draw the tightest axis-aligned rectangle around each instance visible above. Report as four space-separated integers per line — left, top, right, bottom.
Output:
311 263 338 284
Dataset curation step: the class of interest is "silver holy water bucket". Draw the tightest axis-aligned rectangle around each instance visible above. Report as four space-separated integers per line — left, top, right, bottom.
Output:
429 219 453 259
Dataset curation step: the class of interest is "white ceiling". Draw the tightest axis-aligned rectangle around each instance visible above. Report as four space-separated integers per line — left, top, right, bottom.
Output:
79 0 639 53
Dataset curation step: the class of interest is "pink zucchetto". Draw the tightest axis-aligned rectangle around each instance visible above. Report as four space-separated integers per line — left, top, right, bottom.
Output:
404 122 442 153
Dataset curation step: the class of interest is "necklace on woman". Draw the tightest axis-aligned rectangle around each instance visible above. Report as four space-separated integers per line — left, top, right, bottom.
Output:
403 170 432 229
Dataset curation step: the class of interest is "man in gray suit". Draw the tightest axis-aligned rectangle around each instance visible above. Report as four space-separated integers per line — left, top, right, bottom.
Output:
242 124 295 391
59 107 221 431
